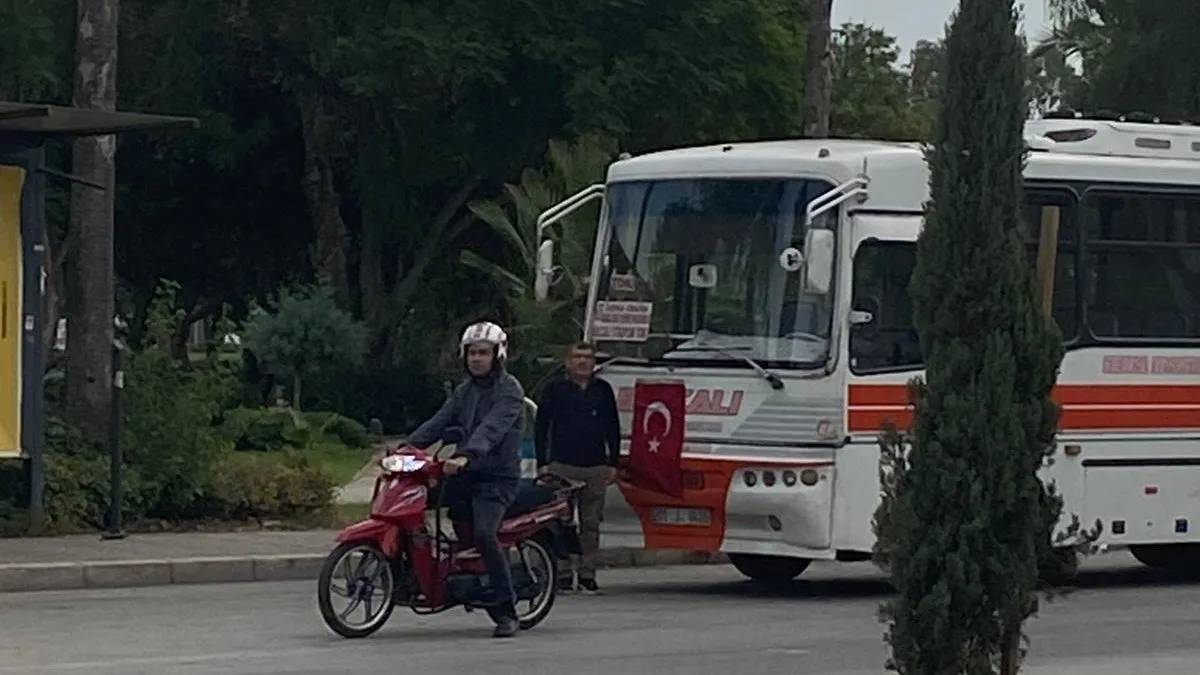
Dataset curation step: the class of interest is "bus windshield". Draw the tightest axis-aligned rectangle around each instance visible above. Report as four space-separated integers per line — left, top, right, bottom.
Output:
592 177 837 367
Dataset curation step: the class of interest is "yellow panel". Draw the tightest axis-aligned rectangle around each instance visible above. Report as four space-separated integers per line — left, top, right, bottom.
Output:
0 166 23 458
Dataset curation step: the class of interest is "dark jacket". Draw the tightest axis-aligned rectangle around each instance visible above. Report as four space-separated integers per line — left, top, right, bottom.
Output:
534 376 621 469
406 368 525 480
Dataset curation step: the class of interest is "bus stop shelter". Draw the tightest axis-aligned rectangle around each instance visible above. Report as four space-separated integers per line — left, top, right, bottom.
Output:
0 101 198 522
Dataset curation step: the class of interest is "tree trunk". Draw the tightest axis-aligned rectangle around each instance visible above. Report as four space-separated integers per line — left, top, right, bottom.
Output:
359 181 479 368
297 83 351 310
292 372 301 409
1000 623 1021 675
802 0 834 138
65 0 119 441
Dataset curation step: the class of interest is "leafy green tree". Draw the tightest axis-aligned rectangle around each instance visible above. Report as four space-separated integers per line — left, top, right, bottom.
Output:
831 23 929 140
872 1 1065 674
243 284 368 409
0 0 72 102
1042 0 1200 118
1026 44 1086 115
215 0 808 367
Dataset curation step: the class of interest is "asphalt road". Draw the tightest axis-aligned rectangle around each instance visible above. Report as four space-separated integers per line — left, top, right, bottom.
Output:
2 554 1199 675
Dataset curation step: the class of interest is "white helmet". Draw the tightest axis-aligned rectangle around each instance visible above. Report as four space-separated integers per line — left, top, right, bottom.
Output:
459 321 509 362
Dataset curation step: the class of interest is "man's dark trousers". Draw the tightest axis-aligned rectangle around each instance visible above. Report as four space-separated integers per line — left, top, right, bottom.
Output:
444 475 519 619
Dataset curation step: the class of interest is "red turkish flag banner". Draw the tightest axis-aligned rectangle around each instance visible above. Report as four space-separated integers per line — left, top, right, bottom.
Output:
628 379 686 497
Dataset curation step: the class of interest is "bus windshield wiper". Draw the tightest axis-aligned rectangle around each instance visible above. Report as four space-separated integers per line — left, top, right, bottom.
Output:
593 354 651 375
670 344 785 391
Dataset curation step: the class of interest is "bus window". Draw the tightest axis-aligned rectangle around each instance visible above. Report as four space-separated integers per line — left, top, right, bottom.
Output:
849 240 922 373
1023 189 1080 340
1081 191 1200 340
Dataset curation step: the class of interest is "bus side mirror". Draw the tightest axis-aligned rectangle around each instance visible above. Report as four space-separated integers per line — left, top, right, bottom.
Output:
802 229 835 295
534 239 555 301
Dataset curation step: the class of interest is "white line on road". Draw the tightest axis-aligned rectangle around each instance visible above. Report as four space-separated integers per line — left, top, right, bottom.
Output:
0 641 610 673
0 649 332 673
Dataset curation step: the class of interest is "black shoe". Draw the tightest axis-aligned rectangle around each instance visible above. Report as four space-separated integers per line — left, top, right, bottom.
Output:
578 578 600 595
557 576 575 593
493 617 518 638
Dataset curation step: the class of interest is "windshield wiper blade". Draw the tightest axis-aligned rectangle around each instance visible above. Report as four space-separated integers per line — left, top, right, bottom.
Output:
671 345 785 391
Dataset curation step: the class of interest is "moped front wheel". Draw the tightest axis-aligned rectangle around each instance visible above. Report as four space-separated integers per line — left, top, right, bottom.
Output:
317 541 397 638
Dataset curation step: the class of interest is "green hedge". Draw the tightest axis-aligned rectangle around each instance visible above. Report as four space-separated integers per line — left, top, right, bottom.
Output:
0 282 366 535
216 407 371 451
1 355 342 536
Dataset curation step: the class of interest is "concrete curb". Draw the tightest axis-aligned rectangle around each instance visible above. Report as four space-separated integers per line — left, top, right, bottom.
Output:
0 549 728 594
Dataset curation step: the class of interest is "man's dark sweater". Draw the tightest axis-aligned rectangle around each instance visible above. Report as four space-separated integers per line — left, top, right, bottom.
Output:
407 368 525 480
534 376 621 469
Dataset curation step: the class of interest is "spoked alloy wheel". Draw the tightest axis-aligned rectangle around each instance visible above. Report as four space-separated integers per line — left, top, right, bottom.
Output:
486 538 558 630
317 541 397 638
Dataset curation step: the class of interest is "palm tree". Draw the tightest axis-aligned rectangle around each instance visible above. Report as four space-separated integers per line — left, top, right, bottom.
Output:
462 134 619 377
1035 0 1109 62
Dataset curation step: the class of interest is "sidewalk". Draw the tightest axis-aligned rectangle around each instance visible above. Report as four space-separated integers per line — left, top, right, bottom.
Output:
0 437 723 594
0 528 724 594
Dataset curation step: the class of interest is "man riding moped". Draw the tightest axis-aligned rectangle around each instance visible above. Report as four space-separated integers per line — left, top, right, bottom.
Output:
401 321 527 638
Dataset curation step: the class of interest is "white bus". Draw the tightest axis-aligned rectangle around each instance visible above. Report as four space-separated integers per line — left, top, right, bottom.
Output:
534 116 1200 583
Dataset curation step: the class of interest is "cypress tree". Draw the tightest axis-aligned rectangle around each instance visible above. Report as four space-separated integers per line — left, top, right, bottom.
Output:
872 1 1065 674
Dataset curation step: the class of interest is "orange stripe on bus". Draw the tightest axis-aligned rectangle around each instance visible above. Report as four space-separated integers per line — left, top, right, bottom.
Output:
848 384 1200 432
849 408 1200 433
849 383 1200 406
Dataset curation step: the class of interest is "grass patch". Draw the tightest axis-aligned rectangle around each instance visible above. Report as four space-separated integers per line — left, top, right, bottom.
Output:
334 501 370 527
300 441 374 486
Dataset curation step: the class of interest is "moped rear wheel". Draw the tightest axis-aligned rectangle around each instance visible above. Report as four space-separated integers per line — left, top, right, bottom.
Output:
486 538 557 630
317 541 397 638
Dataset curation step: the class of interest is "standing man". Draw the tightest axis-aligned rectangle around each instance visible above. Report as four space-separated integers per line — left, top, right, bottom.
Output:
534 341 621 595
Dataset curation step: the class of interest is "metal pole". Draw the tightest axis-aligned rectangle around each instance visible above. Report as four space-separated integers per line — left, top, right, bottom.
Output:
101 343 125 540
24 146 48 529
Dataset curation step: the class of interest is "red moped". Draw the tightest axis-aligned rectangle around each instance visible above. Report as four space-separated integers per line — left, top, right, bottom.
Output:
317 437 584 638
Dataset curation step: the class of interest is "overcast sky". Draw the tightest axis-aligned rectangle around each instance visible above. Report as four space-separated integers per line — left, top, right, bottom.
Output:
833 0 1051 57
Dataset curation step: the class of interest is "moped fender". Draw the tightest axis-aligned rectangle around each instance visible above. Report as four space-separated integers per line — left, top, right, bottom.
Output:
335 519 400 557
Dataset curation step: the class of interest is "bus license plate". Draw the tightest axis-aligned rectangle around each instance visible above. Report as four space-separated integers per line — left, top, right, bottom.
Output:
652 507 712 526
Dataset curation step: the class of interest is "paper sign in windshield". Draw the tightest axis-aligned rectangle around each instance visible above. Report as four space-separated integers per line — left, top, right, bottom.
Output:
593 301 652 342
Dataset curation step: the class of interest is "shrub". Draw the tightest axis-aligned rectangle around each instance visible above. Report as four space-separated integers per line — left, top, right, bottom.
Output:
199 451 336 521
123 346 238 518
242 284 368 409
217 407 370 451
118 281 242 519
307 411 371 448
42 453 154 532
217 407 311 451
1 415 149 535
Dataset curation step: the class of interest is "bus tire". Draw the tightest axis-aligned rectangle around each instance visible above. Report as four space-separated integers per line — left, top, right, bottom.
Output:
728 554 811 586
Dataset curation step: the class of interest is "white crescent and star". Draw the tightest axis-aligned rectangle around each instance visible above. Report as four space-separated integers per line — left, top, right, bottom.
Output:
642 400 672 453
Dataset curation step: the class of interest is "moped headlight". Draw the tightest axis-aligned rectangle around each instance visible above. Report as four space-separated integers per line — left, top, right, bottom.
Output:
380 454 427 473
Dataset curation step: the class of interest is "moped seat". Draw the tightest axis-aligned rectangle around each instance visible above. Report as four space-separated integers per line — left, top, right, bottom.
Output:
503 481 558 519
